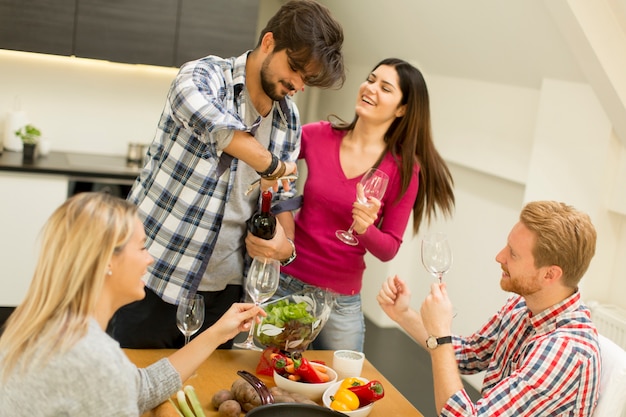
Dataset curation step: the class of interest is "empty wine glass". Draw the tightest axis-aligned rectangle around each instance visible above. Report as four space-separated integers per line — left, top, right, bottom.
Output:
176 293 205 346
336 168 389 246
234 256 280 351
421 232 453 283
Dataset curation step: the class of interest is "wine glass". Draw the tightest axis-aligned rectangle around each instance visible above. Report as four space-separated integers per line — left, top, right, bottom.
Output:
234 256 280 351
176 293 205 346
421 232 453 283
336 168 389 246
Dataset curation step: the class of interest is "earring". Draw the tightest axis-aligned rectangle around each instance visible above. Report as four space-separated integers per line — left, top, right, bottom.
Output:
107 270 113 276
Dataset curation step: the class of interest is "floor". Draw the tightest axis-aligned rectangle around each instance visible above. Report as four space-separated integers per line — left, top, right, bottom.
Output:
362 317 480 417
0 307 11 333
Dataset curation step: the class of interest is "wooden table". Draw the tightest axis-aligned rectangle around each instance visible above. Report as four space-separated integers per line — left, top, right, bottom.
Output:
124 349 424 417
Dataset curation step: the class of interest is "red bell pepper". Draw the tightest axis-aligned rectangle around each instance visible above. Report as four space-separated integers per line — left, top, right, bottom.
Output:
291 352 330 383
270 352 293 376
348 380 385 406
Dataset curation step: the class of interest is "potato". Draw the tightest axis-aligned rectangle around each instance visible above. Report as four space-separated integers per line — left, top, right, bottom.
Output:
211 389 235 409
299 398 318 405
272 395 297 404
289 392 317 405
231 378 262 411
218 399 242 417
269 386 290 397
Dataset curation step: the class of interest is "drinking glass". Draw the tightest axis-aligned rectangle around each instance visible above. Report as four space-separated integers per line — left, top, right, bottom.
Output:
234 256 280 351
421 232 453 283
176 293 205 346
336 168 389 246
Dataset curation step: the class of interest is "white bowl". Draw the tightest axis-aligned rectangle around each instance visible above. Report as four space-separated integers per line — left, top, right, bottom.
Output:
322 378 375 417
273 364 338 401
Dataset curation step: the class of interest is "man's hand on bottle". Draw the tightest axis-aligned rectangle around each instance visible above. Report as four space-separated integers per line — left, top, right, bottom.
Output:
245 221 291 261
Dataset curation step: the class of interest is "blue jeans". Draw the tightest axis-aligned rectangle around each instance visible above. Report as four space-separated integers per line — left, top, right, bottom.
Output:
275 273 365 352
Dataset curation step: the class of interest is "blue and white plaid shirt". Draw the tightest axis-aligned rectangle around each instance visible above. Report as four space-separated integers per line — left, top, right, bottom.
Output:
128 52 300 304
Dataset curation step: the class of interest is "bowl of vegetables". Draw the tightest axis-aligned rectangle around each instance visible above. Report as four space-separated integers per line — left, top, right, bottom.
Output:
273 357 338 401
322 377 383 417
255 289 335 352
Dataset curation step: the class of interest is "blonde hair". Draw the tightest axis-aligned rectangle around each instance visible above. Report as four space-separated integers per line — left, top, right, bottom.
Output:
520 201 596 288
0 192 137 381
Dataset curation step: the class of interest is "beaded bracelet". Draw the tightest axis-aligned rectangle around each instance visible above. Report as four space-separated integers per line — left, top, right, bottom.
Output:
256 153 279 177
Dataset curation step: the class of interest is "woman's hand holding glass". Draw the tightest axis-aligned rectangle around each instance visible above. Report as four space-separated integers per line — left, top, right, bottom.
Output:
233 256 280 351
350 184 383 235
176 294 205 346
336 168 389 246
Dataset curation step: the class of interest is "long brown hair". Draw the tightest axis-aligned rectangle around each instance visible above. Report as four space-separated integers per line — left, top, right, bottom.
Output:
332 58 455 234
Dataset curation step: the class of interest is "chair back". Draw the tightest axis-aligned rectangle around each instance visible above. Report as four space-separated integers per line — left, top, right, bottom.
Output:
593 334 626 417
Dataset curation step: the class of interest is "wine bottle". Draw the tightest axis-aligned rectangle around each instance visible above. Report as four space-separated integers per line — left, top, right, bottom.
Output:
248 190 276 240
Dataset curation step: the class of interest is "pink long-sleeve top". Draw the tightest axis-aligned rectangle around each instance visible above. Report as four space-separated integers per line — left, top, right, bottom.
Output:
281 121 419 295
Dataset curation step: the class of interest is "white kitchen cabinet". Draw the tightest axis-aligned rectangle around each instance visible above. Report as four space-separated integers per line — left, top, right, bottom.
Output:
0 172 67 306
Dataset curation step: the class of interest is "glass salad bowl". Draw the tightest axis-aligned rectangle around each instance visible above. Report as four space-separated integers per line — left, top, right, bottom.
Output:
254 288 335 353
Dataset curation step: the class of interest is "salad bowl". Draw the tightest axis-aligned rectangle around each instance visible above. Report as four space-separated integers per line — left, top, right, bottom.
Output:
255 289 335 352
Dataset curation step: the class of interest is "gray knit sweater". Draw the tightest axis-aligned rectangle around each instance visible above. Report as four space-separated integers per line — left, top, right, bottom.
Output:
0 319 181 416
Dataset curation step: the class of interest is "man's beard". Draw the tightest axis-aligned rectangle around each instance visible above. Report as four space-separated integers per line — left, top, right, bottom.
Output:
500 271 542 297
260 55 295 101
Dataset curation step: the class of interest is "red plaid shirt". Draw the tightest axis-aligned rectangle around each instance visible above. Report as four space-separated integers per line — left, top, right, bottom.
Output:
442 291 600 416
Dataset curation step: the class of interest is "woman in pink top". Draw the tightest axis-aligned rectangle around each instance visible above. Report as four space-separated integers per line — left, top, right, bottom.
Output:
259 58 455 351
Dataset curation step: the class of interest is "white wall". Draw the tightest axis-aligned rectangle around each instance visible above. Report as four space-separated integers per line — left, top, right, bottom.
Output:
523 79 622 304
308 62 626 328
304 60 626 392
1 43 624 324
1 1 626 394
0 49 177 156
1 2 622 311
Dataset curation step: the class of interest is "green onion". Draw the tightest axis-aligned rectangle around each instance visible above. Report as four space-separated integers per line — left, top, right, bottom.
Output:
177 389 196 417
184 385 206 417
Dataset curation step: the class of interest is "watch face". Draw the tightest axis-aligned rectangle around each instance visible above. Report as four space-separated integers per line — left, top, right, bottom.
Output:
426 336 437 349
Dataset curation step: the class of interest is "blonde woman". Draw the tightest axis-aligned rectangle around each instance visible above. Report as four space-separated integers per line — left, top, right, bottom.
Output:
0 192 262 416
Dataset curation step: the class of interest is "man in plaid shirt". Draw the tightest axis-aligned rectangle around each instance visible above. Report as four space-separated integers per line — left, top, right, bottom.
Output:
378 201 600 416
109 0 345 349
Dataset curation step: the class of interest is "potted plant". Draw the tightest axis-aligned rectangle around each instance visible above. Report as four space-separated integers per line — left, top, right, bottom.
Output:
14 124 41 163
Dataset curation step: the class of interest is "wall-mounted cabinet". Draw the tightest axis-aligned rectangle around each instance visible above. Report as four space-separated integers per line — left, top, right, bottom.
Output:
0 0 76 56
74 0 178 66
0 0 259 67
175 0 258 66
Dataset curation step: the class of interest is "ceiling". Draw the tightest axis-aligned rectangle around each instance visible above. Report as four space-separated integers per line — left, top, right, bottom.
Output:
316 0 626 144
317 0 584 89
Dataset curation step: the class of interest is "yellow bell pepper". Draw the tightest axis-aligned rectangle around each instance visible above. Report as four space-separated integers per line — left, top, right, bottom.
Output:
330 388 360 411
330 399 352 412
339 377 365 391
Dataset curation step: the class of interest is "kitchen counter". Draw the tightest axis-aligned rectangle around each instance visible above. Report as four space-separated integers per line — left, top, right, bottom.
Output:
0 150 141 182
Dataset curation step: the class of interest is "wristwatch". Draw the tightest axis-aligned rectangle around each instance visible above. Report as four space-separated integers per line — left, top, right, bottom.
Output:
426 335 452 350
280 238 297 266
